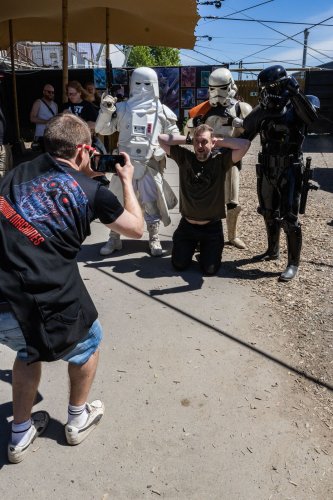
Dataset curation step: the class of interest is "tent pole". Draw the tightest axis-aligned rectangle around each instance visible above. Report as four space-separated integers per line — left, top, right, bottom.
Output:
9 20 21 143
106 8 110 60
104 9 111 152
62 0 68 102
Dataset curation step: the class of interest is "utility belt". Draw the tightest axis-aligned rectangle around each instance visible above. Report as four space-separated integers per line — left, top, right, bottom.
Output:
258 152 301 169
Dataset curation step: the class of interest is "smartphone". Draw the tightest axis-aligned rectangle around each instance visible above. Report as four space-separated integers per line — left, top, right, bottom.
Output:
92 154 125 173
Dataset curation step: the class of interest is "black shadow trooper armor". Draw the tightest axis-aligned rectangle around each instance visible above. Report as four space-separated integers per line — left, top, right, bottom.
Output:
242 65 319 281
185 68 252 249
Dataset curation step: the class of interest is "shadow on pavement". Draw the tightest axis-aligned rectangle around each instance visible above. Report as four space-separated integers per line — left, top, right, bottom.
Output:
79 264 333 394
84 253 204 295
0 369 47 469
313 167 333 194
221 257 281 280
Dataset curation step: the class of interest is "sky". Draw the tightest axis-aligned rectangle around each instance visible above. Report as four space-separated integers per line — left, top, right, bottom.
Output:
180 0 333 79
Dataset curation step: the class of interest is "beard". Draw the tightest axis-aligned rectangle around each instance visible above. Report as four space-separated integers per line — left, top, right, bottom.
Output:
196 150 210 162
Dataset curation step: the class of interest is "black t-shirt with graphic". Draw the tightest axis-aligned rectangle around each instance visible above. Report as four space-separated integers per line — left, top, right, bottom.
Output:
0 153 124 361
62 100 99 123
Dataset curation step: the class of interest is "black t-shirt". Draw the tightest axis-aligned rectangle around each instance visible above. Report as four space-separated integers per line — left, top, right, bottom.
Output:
0 153 124 361
62 100 99 123
170 145 233 220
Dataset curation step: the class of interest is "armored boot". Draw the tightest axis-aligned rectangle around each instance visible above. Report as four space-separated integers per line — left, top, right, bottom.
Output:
147 222 163 257
279 226 302 282
99 231 122 256
226 206 246 249
253 219 280 261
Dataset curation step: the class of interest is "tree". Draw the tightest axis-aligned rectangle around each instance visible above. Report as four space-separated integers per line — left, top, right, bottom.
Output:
127 46 180 67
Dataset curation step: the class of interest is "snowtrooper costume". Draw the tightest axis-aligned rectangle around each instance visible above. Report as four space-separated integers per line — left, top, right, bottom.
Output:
185 68 252 249
95 67 179 256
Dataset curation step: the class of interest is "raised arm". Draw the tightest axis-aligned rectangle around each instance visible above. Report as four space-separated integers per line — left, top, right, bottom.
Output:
95 94 118 136
214 136 251 164
158 133 187 155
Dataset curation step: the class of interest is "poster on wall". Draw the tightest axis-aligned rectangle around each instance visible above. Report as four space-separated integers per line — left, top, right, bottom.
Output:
93 68 106 89
197 88 208 100
181 67 196 87
94 65 229 127
155 67 180 117
181 88 195 108
200 71 210 88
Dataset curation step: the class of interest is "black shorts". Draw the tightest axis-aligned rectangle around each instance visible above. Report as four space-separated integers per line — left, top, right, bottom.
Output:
172 218 224 275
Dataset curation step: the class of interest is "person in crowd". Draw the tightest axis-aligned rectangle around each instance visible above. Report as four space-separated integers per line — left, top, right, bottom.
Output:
158 125 250 275
62 81 99 133
63 80 107 173
242 65 319 281
0 113 143 463
185 68 252 249
30 84 58 151
84 81 101 109
95 67 179 257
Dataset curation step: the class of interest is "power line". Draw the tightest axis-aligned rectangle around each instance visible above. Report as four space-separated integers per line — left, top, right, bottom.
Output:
237 14 333 64
202 17 333 27
200 0 274 26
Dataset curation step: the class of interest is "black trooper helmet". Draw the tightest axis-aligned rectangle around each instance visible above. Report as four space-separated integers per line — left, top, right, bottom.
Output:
258 65 290 110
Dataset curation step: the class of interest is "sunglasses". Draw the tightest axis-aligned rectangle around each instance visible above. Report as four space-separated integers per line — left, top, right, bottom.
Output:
76 144 96 159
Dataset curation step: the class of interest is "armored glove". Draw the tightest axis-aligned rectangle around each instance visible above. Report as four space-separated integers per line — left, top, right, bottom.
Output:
232 117 244 128
285 76 299 95
100 93 117 113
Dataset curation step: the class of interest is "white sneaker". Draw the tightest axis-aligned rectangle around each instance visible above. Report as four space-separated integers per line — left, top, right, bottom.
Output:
100 236 122 256
65 400 104 446
8 411 50 464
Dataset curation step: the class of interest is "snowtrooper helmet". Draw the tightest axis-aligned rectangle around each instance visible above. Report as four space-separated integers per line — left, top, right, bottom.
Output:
129 67 159 99
258 65 290 110
208 68 237 107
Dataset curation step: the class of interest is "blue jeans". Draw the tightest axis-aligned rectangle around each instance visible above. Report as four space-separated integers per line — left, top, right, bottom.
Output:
0 311 103 365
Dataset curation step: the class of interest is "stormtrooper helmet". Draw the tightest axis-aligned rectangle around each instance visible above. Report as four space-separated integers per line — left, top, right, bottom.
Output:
208 68 237 107
129 67 159 99
258 65 290 110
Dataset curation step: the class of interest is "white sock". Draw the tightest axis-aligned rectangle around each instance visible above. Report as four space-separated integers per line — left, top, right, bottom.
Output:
67 403 88 428
11 419 34 446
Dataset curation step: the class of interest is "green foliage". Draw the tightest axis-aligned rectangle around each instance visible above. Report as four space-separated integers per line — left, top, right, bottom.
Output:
127 46 180 67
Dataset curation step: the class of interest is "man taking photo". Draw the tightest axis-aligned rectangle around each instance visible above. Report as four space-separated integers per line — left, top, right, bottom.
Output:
0 113 143 463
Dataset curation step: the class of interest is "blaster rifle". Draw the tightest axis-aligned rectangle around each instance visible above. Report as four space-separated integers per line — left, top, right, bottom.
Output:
299 156 319 215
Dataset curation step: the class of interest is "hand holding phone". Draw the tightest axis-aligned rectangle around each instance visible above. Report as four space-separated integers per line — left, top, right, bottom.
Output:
92 154 125 173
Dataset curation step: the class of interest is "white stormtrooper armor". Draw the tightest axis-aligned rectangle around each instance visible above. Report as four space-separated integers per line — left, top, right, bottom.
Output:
95 67 179 256
185 67 252 249
208 67 238 107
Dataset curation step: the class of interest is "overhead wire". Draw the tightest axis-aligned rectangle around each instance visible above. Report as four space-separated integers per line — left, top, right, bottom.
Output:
233 13 333 64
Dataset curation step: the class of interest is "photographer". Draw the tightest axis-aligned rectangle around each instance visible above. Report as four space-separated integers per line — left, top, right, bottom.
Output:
0 114 143 463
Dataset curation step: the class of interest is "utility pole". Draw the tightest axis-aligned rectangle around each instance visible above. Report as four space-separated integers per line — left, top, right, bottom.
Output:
238 60 243 81
122 45 132 67
302 29 309 79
